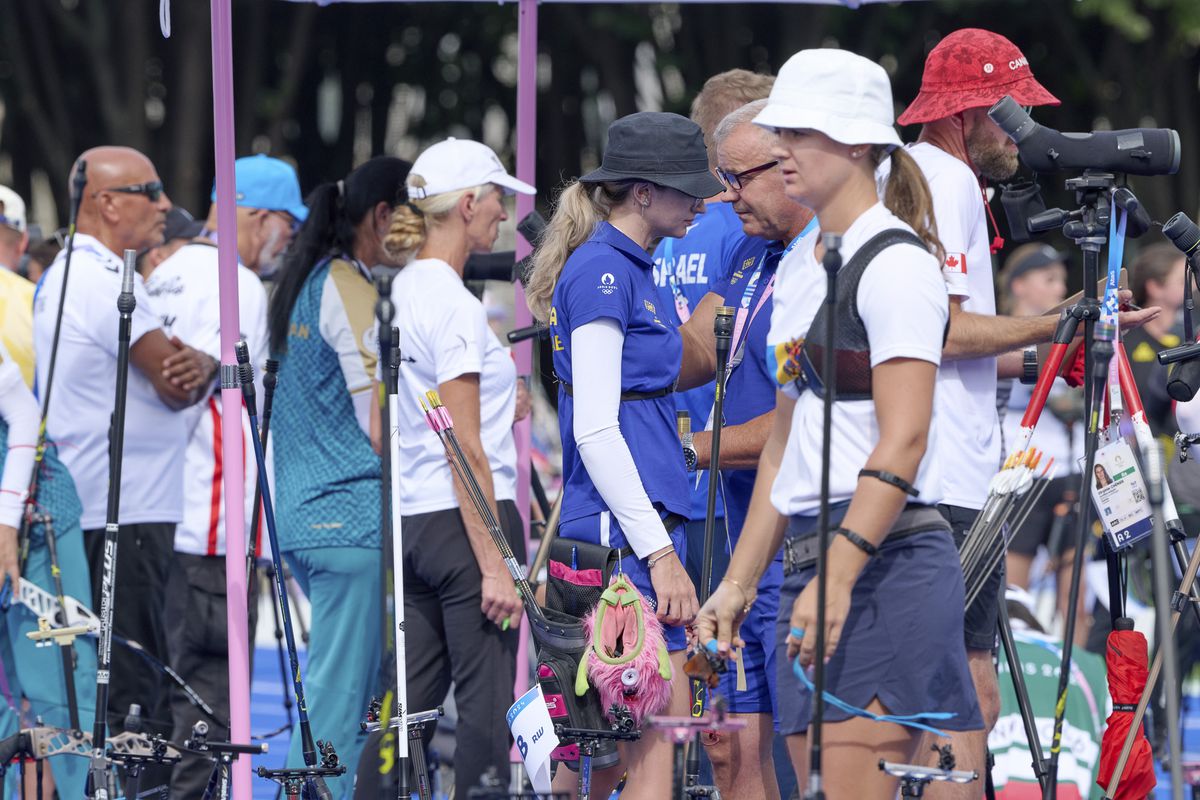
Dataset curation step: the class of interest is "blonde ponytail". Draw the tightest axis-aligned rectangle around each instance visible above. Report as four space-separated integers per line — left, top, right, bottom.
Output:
876 146 945 265
382 174 491 260
525 180 634 321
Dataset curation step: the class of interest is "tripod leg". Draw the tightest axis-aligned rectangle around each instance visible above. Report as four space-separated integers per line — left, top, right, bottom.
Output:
1170 537 1200 629
201 758 222 800
997 603 1046 788
408 727 431 800
265 564 295 726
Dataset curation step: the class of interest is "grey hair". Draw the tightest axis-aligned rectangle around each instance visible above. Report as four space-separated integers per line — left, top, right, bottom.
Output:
712 99 773 148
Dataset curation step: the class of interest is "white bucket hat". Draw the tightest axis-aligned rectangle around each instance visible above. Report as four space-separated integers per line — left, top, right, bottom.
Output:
753 49 902 149
408 138 535 200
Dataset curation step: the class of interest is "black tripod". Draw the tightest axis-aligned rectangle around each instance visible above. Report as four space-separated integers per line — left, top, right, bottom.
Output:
374 266 410 798
234 341 343 799
185 720 269 800
803 233 844 800
106 705 181 800
684 305 734 796
1020 171 1130 800
554 719 640 800
86 249 138 800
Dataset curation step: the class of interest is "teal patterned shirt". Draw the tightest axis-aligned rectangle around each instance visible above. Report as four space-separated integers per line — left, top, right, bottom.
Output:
272 258 381 551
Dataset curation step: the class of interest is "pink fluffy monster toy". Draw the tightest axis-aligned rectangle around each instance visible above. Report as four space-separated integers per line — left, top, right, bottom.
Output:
574 573 673 726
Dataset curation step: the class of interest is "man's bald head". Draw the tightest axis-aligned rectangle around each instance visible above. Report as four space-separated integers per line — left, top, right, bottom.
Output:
74 146 171 255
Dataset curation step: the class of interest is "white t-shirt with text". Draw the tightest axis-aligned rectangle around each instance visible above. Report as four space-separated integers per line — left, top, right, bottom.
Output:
33 234 187 529
146 241 268 556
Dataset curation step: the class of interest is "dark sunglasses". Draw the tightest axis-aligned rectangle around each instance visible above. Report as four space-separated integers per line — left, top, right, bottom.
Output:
715 160 779 191
95 180 165 202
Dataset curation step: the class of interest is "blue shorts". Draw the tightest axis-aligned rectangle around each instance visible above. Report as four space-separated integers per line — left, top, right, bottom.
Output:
719 559 781 716
775 512 983 736
558 511 688 652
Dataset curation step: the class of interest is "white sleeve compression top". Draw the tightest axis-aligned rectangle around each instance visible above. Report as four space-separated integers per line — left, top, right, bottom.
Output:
571 318 672 558
0 353 38 529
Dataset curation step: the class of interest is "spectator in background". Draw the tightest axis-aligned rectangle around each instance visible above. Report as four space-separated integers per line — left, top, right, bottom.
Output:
138 206 205 277
145 157 293 797
202 155 302 280
0 186 35 388
1126 242 1187 437
651 68 774 593
33 146 216 794
997 244 1085 638
21 234 62 286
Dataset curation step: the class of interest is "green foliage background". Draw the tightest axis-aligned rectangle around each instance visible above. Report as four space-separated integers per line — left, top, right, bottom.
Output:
0 0 1197 256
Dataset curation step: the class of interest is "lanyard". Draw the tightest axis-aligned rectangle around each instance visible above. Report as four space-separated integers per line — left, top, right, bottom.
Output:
662 238 691 323
1103 201 1126 415
728 222 813 371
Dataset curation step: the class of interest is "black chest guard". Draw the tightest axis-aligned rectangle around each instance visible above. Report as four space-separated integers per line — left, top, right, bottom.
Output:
798 229 937 401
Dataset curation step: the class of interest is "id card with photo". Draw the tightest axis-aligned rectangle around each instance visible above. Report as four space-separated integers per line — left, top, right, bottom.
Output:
1083 437 1153 551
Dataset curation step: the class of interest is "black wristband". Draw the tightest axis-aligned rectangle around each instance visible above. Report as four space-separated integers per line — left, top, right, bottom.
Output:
836 526 878 557
858 469 919 497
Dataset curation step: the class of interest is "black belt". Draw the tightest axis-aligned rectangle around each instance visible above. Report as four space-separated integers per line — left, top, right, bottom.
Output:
781 504 950 576
560 382 674 401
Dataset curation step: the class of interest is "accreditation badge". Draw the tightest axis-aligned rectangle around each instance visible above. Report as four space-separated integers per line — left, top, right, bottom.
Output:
1083 436 1153 552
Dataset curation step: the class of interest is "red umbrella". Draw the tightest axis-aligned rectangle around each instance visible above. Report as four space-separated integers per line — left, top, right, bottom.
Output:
1096 618 1156 799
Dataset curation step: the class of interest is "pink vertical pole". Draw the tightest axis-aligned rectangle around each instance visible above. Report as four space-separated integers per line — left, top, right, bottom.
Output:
211 1 252 796
510 0 538 762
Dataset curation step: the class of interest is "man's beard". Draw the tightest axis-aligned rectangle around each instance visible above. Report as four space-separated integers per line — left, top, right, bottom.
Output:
966 125 1019 182
257 228 287 278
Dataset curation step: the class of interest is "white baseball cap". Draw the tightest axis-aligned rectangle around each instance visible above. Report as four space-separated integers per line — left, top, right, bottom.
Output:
0 186 27 233
408 138 535 200
754 49 902 149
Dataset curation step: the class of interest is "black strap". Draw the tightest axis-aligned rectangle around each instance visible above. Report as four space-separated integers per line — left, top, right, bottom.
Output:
859 469 920 498
836 526 878 557
797 228 944 401
560 382 673 401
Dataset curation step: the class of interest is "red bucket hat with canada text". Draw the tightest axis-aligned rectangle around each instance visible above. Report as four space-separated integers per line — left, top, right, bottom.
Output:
897 28 1060 126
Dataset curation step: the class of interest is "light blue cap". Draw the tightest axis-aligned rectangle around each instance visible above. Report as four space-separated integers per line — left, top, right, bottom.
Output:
210 154 308 222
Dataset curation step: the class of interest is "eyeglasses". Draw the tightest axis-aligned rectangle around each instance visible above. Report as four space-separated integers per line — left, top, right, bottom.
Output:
715 160 779 191
94 181 165 202
267 209 301 234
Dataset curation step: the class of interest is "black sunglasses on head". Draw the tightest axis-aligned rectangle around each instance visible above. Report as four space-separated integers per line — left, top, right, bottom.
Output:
95 180 165 202
715 160 779 191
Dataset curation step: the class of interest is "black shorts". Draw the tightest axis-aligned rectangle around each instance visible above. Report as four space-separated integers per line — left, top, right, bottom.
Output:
940 504 1000 652
1006 475 1078 558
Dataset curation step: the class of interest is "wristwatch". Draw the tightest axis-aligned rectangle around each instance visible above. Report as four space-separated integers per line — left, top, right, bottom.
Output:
678 411 698 471
1020 346 1039 385
681 433 698 472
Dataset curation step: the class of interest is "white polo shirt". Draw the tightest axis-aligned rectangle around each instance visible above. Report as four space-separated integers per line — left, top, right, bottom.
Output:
33 233 187 530
146 241 269 556
768 203 948 516
880 142 1000 511
386 257 517 515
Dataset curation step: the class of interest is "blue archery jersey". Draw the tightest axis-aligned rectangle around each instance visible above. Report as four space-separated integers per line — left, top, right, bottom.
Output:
712 236 782 548
552 222 690 524
272 258 380 551
652 202 766 521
